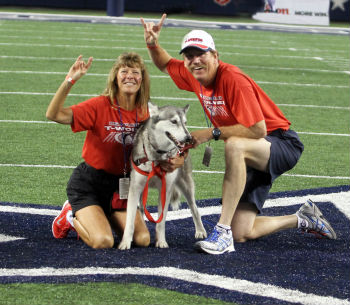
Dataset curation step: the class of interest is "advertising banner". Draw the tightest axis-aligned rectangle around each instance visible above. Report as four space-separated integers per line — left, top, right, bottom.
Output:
252 0 330 26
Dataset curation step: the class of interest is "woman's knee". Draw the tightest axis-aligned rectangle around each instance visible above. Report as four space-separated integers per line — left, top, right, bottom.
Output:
133 231 151 247
89 233 114 249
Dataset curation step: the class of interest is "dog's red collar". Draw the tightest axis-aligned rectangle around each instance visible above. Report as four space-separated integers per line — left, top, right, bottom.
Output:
133 143 194 166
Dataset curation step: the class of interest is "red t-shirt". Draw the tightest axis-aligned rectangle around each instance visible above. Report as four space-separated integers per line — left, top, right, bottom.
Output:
70 96 149 175
166 59 290 133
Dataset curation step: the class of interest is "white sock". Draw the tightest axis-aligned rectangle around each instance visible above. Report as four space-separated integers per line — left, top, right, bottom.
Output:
297 216 308 229
66 210 74 228
216 223 231 232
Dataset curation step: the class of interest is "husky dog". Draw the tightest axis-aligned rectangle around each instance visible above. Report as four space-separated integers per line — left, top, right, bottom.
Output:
118 103 207 250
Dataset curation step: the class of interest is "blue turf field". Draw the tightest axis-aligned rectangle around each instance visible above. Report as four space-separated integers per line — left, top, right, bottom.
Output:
1 186 349 305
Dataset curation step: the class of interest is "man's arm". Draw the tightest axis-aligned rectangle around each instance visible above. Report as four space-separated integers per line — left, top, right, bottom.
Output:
140 14 172 74
190 120 267 148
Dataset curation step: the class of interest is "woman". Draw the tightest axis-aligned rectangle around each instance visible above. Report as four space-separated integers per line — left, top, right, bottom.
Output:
48 52 152 249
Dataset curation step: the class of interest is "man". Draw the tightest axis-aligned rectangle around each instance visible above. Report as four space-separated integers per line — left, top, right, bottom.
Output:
141 14 337 255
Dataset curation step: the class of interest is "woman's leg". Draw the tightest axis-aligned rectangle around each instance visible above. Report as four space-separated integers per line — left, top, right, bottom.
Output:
73 205 114 249
109 209 150 247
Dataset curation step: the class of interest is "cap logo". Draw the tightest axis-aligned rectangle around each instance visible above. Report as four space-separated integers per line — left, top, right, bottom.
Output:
185 38 203 43
214 0 231 6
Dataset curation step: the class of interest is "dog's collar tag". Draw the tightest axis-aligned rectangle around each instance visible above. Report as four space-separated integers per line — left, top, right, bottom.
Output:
202 145 212 167
119 177 130 199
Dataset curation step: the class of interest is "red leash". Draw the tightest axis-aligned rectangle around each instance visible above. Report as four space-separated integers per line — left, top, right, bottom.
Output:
130 143 193 223
131 159 166 223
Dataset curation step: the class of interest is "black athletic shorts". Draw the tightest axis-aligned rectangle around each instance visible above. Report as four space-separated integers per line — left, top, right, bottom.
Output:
240 129 304 213
66 162 127 216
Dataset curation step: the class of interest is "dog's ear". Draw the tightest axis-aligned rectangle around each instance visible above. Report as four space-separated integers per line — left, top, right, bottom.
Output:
183 104 190 114
148 102 159 117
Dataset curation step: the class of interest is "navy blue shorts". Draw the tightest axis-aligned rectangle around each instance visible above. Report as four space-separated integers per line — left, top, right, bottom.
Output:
240 129 304 213
66 162 127 216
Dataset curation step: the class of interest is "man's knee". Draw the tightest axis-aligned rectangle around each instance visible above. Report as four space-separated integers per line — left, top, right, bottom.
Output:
225 136 246 155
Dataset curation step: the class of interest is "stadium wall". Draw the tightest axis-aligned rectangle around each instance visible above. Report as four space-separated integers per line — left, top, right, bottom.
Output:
0 0 348 21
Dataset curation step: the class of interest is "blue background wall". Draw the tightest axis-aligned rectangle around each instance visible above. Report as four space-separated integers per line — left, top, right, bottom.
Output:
0 0 348 22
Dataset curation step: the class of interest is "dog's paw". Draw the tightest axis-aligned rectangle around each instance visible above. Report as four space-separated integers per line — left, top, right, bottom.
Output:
118 240 132 250
155 240 169 248
195 230 207 239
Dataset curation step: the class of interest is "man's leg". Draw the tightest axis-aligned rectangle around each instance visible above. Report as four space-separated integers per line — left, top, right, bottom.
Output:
231 202 298 242
195 136 272 254
219 136 271 226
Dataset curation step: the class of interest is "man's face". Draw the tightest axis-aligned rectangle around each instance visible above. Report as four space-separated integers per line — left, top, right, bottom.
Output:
182 48 219 87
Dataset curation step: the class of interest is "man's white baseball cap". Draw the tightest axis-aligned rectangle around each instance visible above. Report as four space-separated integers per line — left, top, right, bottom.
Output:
179 30 216 54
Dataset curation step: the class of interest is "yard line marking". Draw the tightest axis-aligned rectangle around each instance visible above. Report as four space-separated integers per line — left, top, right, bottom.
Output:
0 70 168 78
1 67 349 77
0 42 347 62
1 190 349 220
0 55 118 62
0 266 349 305
1 56 349 75
0 163 348 180
0 234 25 242
256 81 348 89
0 121 349 136
1 34 348 55
1 91 349 102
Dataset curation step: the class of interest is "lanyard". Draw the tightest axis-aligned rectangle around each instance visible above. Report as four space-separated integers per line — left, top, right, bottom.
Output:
114 98 138 176
199 84 215 128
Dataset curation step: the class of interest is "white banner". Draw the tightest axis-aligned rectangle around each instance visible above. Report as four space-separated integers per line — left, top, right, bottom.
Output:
252 0 330 26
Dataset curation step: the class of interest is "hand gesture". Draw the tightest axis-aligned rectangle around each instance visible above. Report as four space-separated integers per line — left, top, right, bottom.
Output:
66 55 93 82
140 13 166 46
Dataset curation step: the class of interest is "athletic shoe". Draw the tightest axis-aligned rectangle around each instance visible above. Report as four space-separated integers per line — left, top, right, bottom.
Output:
194 225 235 255
296 199 337 239
52 200 73 239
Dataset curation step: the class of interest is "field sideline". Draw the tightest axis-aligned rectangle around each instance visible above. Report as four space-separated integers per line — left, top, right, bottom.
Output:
0 9 349 305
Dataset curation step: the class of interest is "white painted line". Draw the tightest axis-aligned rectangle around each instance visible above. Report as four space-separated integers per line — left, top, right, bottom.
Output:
0 163 348 180
1 56 348 75
0 41 348 63
0 205 58 216
1 190 349 220
0 163 75 169
0 70 168 78
0 92 349 110
256 80 348 89
0 234 25 242
0 266 348 305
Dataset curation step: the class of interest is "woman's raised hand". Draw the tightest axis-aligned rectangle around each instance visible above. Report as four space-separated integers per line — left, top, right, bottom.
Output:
66 55 93 82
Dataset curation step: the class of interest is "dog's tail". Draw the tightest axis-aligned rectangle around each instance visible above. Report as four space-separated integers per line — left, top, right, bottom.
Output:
170 187 181 211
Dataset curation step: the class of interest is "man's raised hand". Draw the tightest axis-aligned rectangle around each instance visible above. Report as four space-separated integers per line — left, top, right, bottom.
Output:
140 13 167 46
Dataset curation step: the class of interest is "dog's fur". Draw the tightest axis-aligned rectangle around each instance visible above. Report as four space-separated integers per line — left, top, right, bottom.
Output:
118 103 207 249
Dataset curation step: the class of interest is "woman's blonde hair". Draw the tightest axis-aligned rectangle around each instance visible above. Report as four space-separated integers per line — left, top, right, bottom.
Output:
103 52 150 114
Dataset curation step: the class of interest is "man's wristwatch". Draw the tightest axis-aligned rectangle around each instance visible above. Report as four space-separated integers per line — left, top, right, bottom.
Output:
212 128 221 141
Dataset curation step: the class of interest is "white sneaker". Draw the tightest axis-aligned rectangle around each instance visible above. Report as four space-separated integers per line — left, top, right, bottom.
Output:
194 225 235 255
296 199 337 239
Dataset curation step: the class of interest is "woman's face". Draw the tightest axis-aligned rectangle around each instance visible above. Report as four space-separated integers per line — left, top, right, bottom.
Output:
116 65 143 95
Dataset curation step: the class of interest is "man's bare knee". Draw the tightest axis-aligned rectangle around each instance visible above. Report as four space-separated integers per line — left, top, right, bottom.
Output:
225 137 245 155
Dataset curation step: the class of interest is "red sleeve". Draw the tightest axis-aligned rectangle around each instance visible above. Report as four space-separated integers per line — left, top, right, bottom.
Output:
233 85 265 128
70 97 101 132
166 58 195 92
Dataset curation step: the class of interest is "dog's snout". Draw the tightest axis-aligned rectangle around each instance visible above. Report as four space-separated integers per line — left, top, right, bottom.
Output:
185 135 192 143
